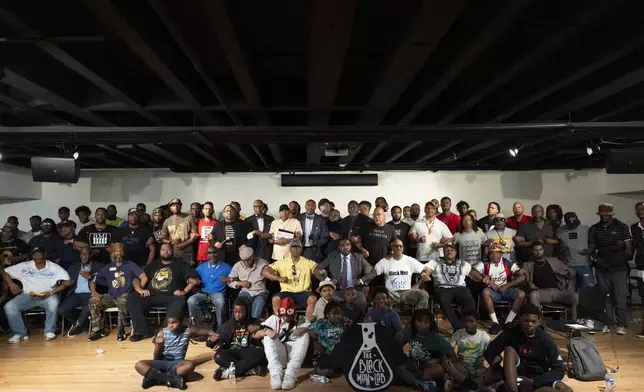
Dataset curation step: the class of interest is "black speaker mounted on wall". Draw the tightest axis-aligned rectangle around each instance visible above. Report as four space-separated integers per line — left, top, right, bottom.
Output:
31 156 81 183
606 149 644 174
281 174 378 187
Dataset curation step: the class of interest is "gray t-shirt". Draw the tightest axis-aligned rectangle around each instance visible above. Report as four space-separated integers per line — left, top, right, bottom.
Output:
558 225 589 266
518 220 556 256
453 230 487 265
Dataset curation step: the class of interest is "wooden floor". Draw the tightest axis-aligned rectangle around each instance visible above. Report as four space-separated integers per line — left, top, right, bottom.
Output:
1 317 643 392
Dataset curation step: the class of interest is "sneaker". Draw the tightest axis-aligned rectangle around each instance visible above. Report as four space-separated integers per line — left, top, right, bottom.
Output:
616 327 627 335
45 332 57 341
602 325 610 333
636 330 644 339
213 367 228 381
141 377 157 389
270 374 283 389
87 329 107 341
420 380 438 392
443 378 454 392
282 375 296 390
129 333 153 342
489 323 503 335
167 375 186 390
67 325 84 337
116 330 126 342
8 334 26 344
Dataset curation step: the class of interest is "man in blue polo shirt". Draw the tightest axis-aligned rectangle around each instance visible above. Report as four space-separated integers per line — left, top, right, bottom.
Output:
187 245 232 329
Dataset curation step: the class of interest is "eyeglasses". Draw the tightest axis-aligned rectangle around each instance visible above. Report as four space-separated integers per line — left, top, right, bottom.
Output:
494 218 506 222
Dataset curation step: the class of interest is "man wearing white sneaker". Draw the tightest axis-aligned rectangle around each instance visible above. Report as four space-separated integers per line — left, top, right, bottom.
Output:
2 247 71 343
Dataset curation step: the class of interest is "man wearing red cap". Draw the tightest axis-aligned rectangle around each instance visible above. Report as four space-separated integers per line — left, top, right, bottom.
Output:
254 297 309 390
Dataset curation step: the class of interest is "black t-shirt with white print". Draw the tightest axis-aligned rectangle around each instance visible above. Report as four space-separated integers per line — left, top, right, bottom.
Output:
78 224 118 263
358 222 398 266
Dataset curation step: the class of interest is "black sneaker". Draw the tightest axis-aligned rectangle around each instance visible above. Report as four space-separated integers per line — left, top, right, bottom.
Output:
116 330 126 342
636 330 644 339
67 325 84 337
213 367 225 381
141 377 157 389
129 333 154 342
167 375 187 390
87 329 107 341
489 323 503 335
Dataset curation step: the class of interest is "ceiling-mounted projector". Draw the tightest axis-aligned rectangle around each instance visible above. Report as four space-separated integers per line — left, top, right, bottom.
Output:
324 146 348 157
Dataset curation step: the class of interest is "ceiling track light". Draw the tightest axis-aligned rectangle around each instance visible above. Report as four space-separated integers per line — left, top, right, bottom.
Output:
72 152 79 160
586 146 593 156
509 148 519 157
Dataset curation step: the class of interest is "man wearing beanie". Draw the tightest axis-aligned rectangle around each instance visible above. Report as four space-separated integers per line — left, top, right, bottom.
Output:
557 212 592 289
226 245 269 319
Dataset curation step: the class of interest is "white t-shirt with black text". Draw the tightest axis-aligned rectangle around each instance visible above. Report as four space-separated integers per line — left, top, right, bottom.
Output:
374 255 425 292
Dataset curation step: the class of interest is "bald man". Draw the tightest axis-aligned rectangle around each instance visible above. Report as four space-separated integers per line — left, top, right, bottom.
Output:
507 201 533 230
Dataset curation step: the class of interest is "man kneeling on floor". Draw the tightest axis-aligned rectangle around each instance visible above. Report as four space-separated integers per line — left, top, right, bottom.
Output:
483 304 572 392
208 297 267 381
135 312 218 390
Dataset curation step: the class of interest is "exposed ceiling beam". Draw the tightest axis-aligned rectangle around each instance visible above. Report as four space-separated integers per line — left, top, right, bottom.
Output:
250 144 268 168
0 93 67 125
536 66 644 121
147 0 238 126
362 141 388 165
590 96 644 121
187 144 222 166
400 1 531 125
308 0 357 165
0 7 164 126
198 0 280 164
85 0 213 125
493 34 644 122
436 0 608 124
359 0 467 126
414 140 461 163
79 102 364 112
436 139 499 164
138 144 192 167
97 144 156 167
226 144 254 168
2 69 113 126
385 141 423 164
337 144 363 166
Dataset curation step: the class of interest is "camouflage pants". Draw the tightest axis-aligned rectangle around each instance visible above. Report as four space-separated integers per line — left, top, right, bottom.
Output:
89 294 128 332
389 288 429 309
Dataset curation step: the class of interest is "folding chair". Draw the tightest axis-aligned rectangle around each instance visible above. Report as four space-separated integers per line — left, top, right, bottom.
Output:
542 304 568 320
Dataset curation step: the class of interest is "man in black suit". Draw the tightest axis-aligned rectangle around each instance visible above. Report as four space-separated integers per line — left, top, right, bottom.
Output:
340 200 372 253
315 238 376 310
299 199 329 262
246 199 274 261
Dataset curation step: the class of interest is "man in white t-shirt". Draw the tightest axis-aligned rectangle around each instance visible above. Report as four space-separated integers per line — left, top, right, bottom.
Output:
476 243 526 334
373 239 430 309
426 244 487 331
410 201 453 262
2 247 71 342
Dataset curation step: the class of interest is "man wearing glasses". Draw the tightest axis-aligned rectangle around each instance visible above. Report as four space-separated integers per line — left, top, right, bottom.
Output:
263 240 321 323
484 214 517 262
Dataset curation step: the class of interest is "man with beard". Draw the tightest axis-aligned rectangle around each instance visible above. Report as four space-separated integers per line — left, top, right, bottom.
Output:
78 208 119 264
106 204 127 228
246 199 274 261
28 215 42 242
212 204 251 265
356 207 398 267
507 202 533 231
27 218 63 261
299 199 329 262
410 201 452 263
88 242 146 342
516 205 558 263
116 208 155 267
152 207 165 242
128 243 197 342
316 238 376 311
188 245 232 329
56 220 89 271
6 216 32 244
161 198 197 265
268 204 303 261
60 246 102 337
324 209 343 255
557 212 592 289
0 222 30 267
388 205 411 256
196 202 218 264
340 200 372 253
226 245 269 319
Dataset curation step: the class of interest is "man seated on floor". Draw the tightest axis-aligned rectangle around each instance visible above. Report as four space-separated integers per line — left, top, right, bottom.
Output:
129 243 197 342
88 242 147 341
315 237 376 311
2 247 71 342
477 243 526 334
187 245 232 330
226 245 269 319
521 242 579 321
484 304 572 392
373 238 431 310
426 243 487 331
263 239 320 323
60 247 103 337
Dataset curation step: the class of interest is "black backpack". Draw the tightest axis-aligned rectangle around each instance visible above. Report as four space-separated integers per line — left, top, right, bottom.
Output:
190 307 215 342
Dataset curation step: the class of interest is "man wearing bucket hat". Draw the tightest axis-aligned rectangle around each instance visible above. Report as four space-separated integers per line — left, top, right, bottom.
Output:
588 203 633 335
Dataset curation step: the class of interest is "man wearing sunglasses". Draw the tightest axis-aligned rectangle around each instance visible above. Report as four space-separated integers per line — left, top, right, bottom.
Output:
188 245 232 329
484 214 517 262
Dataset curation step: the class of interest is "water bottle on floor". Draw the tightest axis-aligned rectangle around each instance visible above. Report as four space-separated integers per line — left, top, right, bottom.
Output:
228 362 236 385
604 371 615 392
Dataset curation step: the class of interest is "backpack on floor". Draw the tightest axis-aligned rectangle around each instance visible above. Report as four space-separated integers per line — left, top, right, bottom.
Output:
567 336 606 381
190 307 215 342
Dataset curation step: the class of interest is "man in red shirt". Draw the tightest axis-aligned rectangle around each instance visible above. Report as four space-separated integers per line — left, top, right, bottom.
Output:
196 202 218 264
437 196 461 234
507 201 533 230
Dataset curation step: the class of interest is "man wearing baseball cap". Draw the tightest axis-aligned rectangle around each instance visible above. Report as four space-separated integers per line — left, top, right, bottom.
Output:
268 204 303 261
160 198 197 264
113 208 155 267
588 203 633 335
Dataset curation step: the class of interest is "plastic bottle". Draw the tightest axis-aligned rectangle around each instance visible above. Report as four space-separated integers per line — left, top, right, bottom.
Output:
604 371 615 392
310 375 330 384
228 362 236 385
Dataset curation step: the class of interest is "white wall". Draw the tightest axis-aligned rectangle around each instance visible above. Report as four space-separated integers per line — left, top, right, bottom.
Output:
1 168 644 228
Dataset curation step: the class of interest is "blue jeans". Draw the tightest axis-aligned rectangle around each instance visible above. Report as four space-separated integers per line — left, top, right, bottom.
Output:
238 291 267 319
187 292 226 327
572 265 595 290
4 292 60 335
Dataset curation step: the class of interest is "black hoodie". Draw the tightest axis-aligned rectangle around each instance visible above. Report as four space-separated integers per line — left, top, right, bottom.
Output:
484 325 564 388
211 300 261 350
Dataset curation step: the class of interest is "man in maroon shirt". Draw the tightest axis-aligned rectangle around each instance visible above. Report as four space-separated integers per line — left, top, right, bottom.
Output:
507 201 533 230
437 196 461 235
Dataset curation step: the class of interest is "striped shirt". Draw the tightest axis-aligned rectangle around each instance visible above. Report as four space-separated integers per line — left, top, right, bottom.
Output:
588 219 631 250
161 327 190 361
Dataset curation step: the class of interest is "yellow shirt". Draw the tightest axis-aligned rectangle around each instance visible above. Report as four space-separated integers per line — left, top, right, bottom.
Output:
270 257 317 293
269 218 303 260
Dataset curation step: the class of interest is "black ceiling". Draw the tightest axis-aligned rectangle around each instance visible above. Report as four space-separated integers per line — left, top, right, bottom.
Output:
1 0 644 172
